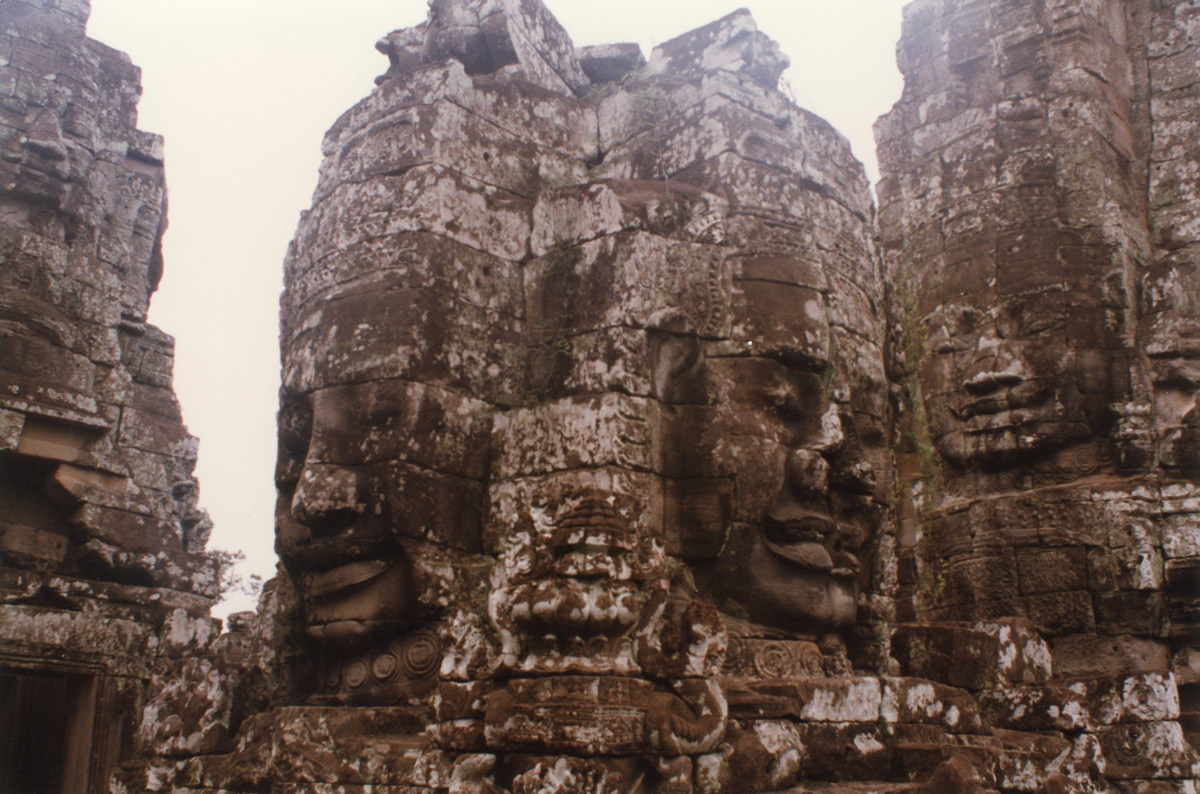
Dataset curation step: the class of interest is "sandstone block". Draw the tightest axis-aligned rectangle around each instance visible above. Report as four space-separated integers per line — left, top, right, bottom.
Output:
891 620 1052 690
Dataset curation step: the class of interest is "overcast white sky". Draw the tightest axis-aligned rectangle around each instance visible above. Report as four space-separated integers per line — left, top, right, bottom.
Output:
86 0 910 618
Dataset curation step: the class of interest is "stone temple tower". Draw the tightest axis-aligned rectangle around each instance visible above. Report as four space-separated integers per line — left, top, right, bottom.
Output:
8 0 1199 792
0 0 219 792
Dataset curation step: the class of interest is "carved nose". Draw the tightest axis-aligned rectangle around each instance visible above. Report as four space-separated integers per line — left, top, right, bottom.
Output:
785 448 830 496
290 463 363 534
962 333 1024 395
766 448 834 530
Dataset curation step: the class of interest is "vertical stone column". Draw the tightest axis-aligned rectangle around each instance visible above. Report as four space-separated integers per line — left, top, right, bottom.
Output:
879 0 1155 654
877 0 1200 782
1140 0 1200 748
256 2 891 792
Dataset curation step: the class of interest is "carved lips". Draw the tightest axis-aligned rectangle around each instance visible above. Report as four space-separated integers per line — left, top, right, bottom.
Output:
762 514 859 577
302 558 392 599
277 520 410 647
958 378 1045 426
300 559 414 648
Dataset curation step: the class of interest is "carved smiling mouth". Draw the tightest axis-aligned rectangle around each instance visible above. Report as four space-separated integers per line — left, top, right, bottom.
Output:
302 559 393 599
955 383 1049 433
763 515 858 577
280 532 398 573
275 523 414 649
553 543 631 580
959 385 1039 416
297 557 414 649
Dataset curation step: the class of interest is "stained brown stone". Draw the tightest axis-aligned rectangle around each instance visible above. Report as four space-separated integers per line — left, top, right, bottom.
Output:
0 1 216 790
3 0 1194 791
880 1 1199 786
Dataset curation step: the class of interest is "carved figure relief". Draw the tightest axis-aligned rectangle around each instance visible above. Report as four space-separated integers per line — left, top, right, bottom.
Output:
874 0 1197 661
265 2 893 789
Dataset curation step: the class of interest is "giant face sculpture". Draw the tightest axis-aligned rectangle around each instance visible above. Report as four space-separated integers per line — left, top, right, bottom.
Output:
919 286 1119 469
275 0 890 708
277 383 447 649
677 303 885 644
509 192 888 649
275 326 494 654
913 249 1133 487
1142 261 1200 472
717 368 873 633
273 84 530 671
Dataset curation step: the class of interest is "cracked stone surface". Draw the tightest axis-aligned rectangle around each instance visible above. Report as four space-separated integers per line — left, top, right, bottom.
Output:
0 0 219 791
4 0 1198 792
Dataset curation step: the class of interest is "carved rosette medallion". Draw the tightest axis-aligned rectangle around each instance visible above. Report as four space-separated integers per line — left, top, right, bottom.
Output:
314 629 442 705
722 638 825 679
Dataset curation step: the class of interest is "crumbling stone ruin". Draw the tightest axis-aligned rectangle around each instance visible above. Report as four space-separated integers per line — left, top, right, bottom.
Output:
877 0 1200 781
2 0 1199 791
0 0 219 791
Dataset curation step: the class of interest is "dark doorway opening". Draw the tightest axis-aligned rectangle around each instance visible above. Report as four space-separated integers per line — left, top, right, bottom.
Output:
0 669 97 794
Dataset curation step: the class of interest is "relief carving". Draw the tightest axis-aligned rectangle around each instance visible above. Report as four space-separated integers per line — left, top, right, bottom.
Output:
6 0 1194 791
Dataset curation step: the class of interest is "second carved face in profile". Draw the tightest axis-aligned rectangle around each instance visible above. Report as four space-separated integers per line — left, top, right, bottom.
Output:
660 264 886 643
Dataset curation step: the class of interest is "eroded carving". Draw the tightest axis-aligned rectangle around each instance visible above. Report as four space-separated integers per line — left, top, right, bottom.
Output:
110 0 1200 791
0 2 218 791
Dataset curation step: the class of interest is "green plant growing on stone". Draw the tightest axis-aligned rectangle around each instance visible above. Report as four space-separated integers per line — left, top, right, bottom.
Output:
892 270 951 611
896 275 939 501
624 74 689 184
915 553 950 610
630 84 674 182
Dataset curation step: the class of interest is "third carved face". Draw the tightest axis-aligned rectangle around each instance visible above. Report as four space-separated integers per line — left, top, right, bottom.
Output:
920 287 1127 470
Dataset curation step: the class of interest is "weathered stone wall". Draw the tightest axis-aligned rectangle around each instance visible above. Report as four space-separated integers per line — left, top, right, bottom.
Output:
1140 0 1200 665
38 0 1198 792
876 0 1150 625
877 0 1200 784
0 1 218 791
1135 0 1200 758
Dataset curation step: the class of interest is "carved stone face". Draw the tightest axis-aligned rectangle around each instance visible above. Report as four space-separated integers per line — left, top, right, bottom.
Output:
673 274 885 641
1142 269 1200 471
919 287 1122 469
708 362 873 635
275 360 489 654
275 385 411 651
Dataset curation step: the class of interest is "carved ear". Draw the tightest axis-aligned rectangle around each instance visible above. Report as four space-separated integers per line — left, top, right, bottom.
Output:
650 331 705 405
